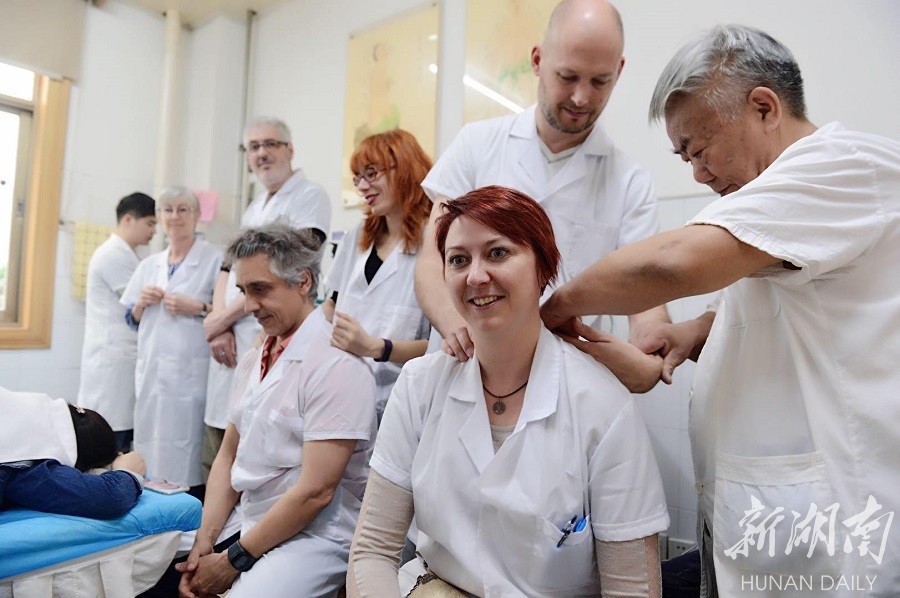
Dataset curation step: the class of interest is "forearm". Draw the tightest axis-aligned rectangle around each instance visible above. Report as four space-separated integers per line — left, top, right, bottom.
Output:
552 226 778 319
414 255 464 338
347 470 413 598
682 310 715 362
596 535 661 598
628 305 671 340
389 339 427 364
196 431 240 545
7 462 142 519
238 480 334 558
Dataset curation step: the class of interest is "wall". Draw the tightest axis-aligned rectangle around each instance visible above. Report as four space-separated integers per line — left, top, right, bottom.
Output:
0 1 165 397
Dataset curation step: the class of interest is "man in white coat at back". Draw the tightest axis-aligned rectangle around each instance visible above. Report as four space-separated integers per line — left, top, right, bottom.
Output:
415 0 669 392
77 192 156 451
200 117 332 480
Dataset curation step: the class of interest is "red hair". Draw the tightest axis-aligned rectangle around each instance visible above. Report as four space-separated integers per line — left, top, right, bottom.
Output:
434 185 560 289
350 129 433 253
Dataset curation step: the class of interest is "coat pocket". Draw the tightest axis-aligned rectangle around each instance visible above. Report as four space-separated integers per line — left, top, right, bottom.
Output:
713 450 843 576
528 514 597 591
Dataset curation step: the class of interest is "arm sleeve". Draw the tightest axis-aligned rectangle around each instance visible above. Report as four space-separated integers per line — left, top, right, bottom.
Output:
283 182 332 237
120 258 147 308
102 250 138 296
421 124 477 203
323 224 358 295
5 460 142 519
595 536 662 597
303 357 376 442
588 400 670 541
687 146 886 285
347 470 414 598
616 164 660 248
124 305 139 331
368 365 424 491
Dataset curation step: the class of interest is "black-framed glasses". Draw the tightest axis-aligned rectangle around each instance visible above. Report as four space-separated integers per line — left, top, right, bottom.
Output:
241 139 289 153
352 165 389 187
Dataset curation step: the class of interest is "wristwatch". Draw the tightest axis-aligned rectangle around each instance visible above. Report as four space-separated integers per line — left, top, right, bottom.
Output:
198 303 209 318
227 540 258 572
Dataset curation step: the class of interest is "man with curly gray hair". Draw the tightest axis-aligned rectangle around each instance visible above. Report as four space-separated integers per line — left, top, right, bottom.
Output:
543 25 900 596
178 223 376 598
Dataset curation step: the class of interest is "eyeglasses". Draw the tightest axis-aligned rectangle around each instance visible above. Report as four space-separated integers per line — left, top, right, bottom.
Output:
352 165 389 187
241 139 290 154
161 205 195 216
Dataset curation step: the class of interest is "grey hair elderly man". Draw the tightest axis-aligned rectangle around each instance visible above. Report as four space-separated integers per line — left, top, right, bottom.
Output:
542 25 900 596
201 116 333 483
177 223 376 598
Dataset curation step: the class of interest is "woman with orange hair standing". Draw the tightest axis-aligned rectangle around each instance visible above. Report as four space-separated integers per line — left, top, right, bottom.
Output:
324 129 433 419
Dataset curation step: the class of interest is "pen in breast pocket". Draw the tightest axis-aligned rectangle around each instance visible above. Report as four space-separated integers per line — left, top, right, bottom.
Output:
557 516 582 548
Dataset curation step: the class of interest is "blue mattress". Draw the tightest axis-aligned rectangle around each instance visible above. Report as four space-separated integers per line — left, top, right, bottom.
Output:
0 490 201 579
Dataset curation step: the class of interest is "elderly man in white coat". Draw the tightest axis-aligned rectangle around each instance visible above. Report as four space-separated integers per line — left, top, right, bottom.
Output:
78 192 156 451
176 223 376 598
542 25 900 597
415 0 669 393
200 116 332 481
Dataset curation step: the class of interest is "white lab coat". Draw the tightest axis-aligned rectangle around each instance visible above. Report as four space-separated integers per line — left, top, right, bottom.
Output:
205 169 332 429
687 123 900 596
0 386 76 466
323 222 430 415
121 239 222 487
372 326 669 597
225 308 376 594
422 105 659 300
77 234 140 430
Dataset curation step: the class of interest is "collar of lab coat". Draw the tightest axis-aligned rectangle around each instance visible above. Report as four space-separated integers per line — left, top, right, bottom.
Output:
510 104 615 157
278 305 328 363
447 325 561 429
270 168 307 200
164 237 205 267
108 233 136 256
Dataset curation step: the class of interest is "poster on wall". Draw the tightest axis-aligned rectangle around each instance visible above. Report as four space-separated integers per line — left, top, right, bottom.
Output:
464 0 554 123
341 2 439 209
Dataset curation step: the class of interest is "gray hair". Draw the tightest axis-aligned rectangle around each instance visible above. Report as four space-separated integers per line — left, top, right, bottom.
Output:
157 186 199 212
649 25 807 123
243 116 292 144
225 222 321 301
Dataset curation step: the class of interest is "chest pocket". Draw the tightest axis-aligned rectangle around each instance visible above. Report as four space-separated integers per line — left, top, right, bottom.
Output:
529 513 597 591
550 212 619 284
380 305 424 341
262 408 304 468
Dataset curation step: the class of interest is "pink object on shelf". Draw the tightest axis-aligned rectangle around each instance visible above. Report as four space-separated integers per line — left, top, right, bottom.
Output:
195 190 218 222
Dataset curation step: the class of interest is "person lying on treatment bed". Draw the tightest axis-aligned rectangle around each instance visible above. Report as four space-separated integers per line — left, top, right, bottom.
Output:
0 386 146 519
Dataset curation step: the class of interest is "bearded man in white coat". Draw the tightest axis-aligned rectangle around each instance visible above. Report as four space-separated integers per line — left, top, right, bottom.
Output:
177 223 376 598
78 192 156 451
200 116 332 481
542 25 900 597
415 0 670 392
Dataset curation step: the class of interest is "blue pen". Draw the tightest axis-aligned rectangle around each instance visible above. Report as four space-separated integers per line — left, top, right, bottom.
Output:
574 517 587 533
556 516 578 548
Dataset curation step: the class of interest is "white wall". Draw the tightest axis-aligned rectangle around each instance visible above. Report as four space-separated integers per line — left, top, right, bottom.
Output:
0 1 165 398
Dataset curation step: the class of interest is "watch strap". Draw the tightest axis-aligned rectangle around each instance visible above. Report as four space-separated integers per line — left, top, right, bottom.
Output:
227 540 258 572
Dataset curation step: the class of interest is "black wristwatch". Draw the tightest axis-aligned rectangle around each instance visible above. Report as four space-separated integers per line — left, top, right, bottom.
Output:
227 540 258 572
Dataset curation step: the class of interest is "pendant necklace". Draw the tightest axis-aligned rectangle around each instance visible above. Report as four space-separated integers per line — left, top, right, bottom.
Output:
482 380 528 415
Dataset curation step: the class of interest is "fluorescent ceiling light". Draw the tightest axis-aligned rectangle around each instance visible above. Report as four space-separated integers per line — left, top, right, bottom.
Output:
428 64 524 114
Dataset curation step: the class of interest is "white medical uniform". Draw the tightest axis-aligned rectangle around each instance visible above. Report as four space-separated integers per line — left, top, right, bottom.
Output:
687 123 900 596
226 308 376 597
422 105 659 303
204 169 332 429
121 240 222 487
77 234 140 430
323 223 430 415
0 387 77 467
372 326 669 597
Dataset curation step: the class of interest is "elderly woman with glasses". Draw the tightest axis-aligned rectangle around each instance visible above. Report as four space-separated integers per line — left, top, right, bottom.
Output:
323 129 433 419
121 186 222 495
348 186 668 597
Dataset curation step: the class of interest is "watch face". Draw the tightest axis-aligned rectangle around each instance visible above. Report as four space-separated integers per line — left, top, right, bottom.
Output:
228 541 256 572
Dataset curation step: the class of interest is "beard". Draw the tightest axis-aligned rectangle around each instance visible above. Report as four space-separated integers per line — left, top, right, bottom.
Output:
540 101 599 135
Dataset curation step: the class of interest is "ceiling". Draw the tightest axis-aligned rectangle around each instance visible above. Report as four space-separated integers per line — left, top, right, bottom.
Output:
116 0 288 27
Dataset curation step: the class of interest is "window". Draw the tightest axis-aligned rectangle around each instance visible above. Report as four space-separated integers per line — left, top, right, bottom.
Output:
0 63 69 348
